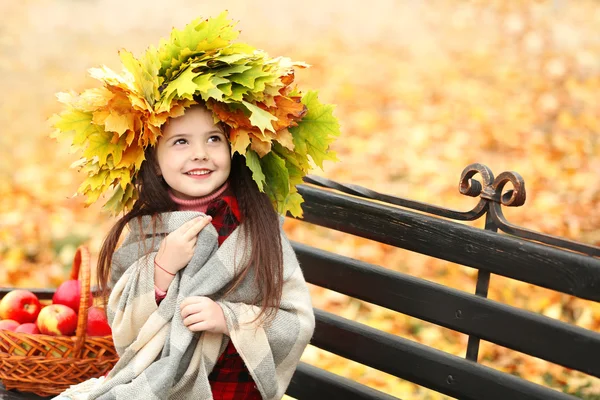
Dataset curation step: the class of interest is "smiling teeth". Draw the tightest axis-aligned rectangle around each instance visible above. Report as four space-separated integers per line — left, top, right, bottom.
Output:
187 170 210 175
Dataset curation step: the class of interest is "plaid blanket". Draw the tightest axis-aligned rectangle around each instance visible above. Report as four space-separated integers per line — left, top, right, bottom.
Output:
57 211 314 400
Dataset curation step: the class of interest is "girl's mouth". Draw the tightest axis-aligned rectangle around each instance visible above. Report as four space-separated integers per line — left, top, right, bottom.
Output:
185 169 212 178
186 169 211 175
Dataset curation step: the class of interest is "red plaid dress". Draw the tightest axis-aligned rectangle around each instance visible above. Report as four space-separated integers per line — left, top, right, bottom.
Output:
155 188 261 399
204 192 262 399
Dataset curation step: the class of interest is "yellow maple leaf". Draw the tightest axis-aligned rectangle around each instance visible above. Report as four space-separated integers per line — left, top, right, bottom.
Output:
104 112 135 135
117 144 145 170
83 130 123 166
109 168 132 190
79 169 109 192
50 109 99 146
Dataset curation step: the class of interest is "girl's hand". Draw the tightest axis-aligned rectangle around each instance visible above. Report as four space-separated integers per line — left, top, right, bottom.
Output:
155 215 212 274
180 296 229 335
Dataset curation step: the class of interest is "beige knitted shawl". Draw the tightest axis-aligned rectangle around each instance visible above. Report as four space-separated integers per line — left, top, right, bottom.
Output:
57 211 315 400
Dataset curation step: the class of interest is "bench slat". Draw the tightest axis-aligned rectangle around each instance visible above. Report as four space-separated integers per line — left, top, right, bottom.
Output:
296 185 600 302
287 362 399 400
0 289 55 301
294 242 600 377
0 383 50 400
311 309 576 400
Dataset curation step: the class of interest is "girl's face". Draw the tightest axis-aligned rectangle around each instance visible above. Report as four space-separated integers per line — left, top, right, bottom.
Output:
156 106 231 200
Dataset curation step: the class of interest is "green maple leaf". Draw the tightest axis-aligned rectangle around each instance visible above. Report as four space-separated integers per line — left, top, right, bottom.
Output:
242 101 277 133
197 11 239 47
273 142 307 186
215 63 253 78
215 53 250 65
289 91 340 169
228 84 250 102
158 11 239 78
164 67 205 100
203 76 229 101
169 57 206 83
218 82 233 96
260 151 290 213
284 192 304 218
192 72 217 93
245 150 266 191
252 74 279 94
229 64 271 89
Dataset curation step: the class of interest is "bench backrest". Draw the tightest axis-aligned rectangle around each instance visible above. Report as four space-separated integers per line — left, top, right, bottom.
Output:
286 163 600 400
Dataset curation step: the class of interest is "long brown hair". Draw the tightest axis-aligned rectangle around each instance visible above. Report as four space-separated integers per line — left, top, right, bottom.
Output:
96 119 284 321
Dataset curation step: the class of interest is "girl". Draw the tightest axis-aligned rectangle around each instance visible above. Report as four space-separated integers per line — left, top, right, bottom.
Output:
50 12 339 400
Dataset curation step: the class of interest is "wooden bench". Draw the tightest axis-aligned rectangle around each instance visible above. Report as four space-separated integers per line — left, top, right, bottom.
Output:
2 163 600 399
285 163 600 399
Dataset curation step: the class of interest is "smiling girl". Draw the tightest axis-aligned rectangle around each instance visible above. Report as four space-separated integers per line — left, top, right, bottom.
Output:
50 12 339 400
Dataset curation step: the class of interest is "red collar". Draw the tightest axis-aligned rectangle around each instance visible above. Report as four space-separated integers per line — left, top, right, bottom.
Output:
218 191 242 222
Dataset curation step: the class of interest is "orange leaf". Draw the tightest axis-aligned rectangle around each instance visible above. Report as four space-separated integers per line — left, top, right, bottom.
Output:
230 128 252 155
269 95 307 131
210 100 254 130
274 128 295 151
250 134 272 157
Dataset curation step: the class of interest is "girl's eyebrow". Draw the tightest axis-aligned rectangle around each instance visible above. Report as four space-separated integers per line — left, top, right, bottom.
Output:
168 130 224 139
168 133 191 139
205 129 226 135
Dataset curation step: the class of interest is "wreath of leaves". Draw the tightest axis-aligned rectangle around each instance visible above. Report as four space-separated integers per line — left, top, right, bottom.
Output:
50 11 340 216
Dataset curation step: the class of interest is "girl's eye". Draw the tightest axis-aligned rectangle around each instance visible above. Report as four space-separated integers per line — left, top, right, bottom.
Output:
173 138 188 145
207 135 222 143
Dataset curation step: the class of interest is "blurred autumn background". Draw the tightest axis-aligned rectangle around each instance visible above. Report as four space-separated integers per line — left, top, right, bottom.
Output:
1 0 599 398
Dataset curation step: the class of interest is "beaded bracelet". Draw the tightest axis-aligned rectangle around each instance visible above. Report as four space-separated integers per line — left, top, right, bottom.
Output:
154 260 175 276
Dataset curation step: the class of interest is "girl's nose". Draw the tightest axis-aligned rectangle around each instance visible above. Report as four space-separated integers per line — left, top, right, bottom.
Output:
191 145 208 161
192 154 209 161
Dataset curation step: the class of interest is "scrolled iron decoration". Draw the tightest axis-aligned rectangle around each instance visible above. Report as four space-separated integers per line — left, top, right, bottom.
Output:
490 171 526 207
459 163 526 207
458 163 494 198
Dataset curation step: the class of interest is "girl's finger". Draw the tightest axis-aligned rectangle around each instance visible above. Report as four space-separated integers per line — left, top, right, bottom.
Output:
186 320 212 332
182 311 205 327
181 302 205 319
180 296 209 311
176 217 200 233
184 216 212 239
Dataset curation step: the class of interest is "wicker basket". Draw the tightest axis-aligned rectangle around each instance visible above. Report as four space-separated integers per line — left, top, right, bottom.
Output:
0 246 119 397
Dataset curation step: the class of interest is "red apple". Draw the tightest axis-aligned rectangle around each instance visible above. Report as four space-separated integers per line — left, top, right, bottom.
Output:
12 324 38 356
36 304 77 336
85 306 112 336
15 323 40 334
0 319 20 331
52 279 93 313
0 290 42 324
